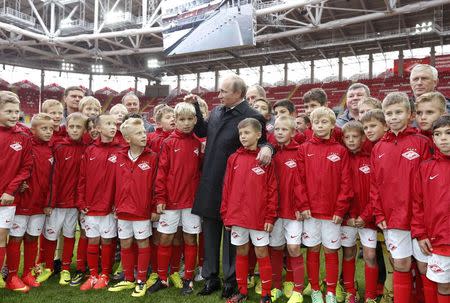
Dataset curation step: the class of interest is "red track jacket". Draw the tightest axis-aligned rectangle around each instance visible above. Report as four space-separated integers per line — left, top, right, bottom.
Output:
221 147 278 230
0 125 33 206
115 148 158 220
50 125 67 147
154 130 202 210
411 149 450 253
298 136 352 220
370 127 431 230
147 128 172 154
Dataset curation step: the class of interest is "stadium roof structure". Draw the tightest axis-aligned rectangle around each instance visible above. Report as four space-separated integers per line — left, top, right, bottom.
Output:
0 0 449 81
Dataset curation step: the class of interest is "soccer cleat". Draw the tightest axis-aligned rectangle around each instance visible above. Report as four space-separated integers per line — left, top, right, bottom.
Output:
93 274 109 290
302 282 312 296
22 272 40 288
255 279 262 294
131 281 147 297
145 272 159 288
226 292 248 303
53 259 62 274
325 292 337 303
260 294 272 303
59 270 71 286
283 281 295 298
70 270 85 286
108 280 135 292
36 267 53 283
271 288 283 301
194 266 204 282
112 262 123 281
181 279 194 295
147 277 169 294
247 275 255 288
287 291 304 303
6 275 30 293
80 275 97 291
0 274 5 288
365 299 377 303
335 282 345 303
344 293 356 303
311 290 324 303
169 272 183 288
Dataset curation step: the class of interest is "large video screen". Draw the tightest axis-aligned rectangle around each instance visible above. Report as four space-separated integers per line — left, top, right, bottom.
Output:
161 0 256 56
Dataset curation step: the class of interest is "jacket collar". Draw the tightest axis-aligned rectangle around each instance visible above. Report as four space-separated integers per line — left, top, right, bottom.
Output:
309 134 337 145
381 127 417 142
433 148 450 161
236 146 260 155
275 140 299 151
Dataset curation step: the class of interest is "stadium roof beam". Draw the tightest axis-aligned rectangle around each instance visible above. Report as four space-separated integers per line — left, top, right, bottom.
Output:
384 0 397 12
255 0 327 16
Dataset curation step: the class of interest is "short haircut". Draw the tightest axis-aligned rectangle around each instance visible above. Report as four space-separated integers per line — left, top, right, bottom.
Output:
79 96 101 111
228 74 247 98
41 99 63 113
120 117 144 138
360 109 386 125
123 113 143 122
0 90 20 108
110 103 128 114
94 114 114 127
254 98 272 113
358 97 381 110
155 105 174 123
174 102 196 117
382 92 411 112
297 113 311 125
410 64 438 81
432 114 450 131
275 115 296 130
310 107 336 125
342 120 364 135
273 99 295 113
153 103 167 117
31 113 53 127
347 82 370 96
66 112 88 127
303 88 327 105
121 93 139 104
415 92 447 113
64 86 83 97
247 85 266 98
238 117 262 133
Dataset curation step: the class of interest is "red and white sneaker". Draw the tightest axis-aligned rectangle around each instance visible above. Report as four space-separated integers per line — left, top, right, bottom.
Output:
93 274 109 290
80 275 98 291
6 275 30 293
22 272 41 288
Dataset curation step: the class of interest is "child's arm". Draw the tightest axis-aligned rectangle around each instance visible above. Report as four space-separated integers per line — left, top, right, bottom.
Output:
264 163 278 230
149 153 159 220
293 167 304 220
411 169 432 255
334 150 352 222
77 152 88 212
297 146 311 218
220 156 234 228
154 142 170 214
370 153 386 229
45 150 57 214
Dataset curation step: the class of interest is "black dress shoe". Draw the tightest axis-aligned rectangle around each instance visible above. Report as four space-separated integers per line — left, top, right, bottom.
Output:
221 282 237 299
197 279 221 296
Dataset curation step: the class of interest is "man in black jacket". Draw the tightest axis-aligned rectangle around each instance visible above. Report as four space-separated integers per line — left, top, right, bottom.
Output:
187 74 273 298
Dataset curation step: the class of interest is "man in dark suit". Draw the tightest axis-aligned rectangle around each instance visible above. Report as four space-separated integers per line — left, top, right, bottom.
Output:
186 74 273 298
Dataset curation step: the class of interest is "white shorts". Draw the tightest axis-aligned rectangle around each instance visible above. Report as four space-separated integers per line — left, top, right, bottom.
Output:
84 214 117 239
0 206 16 229
426 253 450 284
383 229 412 259
43 208 78 240
341 226 378 249
118 219 151 240
9 214 46 237
157 208 201 235
152 221 159 229
412 239 430 263
79 212 86 230
302 217 341 249
269 218 302 247
231 226 269 247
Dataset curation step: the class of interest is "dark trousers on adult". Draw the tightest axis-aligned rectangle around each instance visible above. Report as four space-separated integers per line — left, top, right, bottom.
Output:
201 217 236 286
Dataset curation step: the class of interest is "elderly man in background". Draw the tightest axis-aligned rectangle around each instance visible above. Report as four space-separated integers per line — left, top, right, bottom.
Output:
246 84 266 106
121 93 155 132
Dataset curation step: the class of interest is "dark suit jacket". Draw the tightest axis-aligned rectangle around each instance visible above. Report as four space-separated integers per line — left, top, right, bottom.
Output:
191 100 268 220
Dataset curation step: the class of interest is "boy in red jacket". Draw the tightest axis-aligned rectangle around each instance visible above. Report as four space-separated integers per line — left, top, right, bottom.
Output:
37 113 88 285
6 113 54 292
107 118 158 297
415 92 447 138
0 92 33 290
78 114 121 291
298 107 352 303
360 109 388 145
42 99 66 146
412 115 450 303
341 121 378 303
149 102 202 296
269 116 304 303
221 118 278 303
371 92 431 303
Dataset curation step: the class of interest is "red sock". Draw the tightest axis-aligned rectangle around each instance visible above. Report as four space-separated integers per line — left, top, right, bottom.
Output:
421 274 438 303
365 264 379 299
150 242 158 273
23 238 38 276
37 234 46 264
438 293 450 303
184 243 197 280
258 256 272 297
236 254 249 295
76 236 88 272
291 255 305 292
198 233 204 267
101 242 113 276
307 250 320 290
413 262 424 303
6 240 21 277
43 239 57 271
170 244 182 273
137 246 150 282
0 246 5 270
121 247 134 282
87 243 99 276
343 258 356 295
110 238 117 267
62 237 75 271
157 245 172 281
285 255 294 282
270 248 283 289
248 244 256 275
393 271 412 303
325 252 339 294
132 241 138 271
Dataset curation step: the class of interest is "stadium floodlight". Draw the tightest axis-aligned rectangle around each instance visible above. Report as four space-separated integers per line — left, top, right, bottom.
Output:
92 64 104 73
147 59 160 68
61 62 74 71
415 21 433 33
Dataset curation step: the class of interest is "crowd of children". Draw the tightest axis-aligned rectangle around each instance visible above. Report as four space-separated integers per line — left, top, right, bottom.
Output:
0 78 448 303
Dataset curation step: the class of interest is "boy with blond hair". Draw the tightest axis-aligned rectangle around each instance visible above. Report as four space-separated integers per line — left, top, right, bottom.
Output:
110 104 128 126
42 99 66 145
298 107 352 303
221 118 277 303
148 105 175 153
6 113 54 292
415 91 447 138
371 92 431 302
79 96 101 118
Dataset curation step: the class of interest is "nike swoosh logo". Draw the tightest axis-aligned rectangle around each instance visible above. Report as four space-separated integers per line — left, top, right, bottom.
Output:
378 153 385 159
430 174 438 180
138 230 145 234
89 157 96 161
256 237 263 241
174 149 181 152
65 156 71 160
307 154 314 157
261 280 271 284
290 235 298 238
368 238 376 241
120 163 125 167
331 239 338 243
